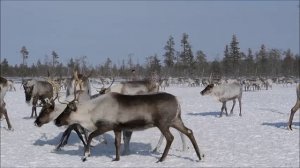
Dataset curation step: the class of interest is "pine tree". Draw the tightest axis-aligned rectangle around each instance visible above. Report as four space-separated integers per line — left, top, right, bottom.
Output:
179 33 194 76
195 50 207 76
146 54 161 75
229 34 241 76
268 48 281 77
282 49 294 76
163 36 176 68
1 58 9 76
257 44 268 76
245 48 255 76
210 59 222 78
51 51 59 76
222 45 231 76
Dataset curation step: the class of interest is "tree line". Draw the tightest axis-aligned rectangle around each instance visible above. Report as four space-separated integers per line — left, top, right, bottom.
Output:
1 33 299 79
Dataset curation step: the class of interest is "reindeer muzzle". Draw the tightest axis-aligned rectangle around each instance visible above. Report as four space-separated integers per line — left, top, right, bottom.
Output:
34 120 42 127
54 119 64 127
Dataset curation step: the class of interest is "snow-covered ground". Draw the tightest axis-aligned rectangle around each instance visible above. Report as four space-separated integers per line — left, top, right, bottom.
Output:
1 83 299 167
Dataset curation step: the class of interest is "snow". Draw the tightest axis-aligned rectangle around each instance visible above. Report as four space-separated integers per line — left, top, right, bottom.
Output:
1 83 299 167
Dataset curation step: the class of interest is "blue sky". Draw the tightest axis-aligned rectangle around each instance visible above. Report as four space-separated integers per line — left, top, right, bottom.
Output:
1 1 299 67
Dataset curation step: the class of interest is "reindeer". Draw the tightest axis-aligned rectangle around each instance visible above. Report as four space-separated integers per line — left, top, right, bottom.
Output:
22 79 54 118
35 70 92 150
0 77 13 130
159 79 168 91
98 78 186 154
288 83 300 130
66 70 92 97
200 81 242 117
7 80 16 91
54 92 202 162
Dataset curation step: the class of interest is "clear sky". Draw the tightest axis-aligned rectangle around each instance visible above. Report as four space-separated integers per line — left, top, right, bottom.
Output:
1 0 299 67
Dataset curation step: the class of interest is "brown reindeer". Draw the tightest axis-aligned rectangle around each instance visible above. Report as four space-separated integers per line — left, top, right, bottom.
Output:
54 91 202 162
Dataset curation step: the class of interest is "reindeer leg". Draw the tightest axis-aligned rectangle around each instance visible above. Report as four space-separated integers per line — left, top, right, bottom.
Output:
288 100 300 130
31 98 38 118
31 106 37 118
82 127 112 162
122 130 132 155
55 125 74 150
157 126 174 162
113 129 122 161
0 112 3 120
224 102 228 116
80 126 89 145
220 102 225 117
238 97 242 117
74 125 87 147
152 133 164 153
172 119 202 161
3 108 13 130
230 99 236 115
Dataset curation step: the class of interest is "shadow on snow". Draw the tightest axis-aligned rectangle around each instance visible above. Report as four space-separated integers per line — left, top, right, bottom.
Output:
186 111 239 118
262 121 300 130
32 131 162 159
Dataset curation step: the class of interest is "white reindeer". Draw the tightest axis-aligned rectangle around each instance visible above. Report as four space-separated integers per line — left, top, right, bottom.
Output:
200 81 243 117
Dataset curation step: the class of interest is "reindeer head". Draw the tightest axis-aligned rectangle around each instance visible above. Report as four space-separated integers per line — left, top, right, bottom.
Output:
54 88 80 127
22 80 34 102
34 98 55 127
91 77 115 95
200 84 214 95
54 100 77 127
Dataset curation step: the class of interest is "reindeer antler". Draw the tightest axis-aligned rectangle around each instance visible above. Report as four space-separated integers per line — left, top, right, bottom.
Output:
96 77 115 94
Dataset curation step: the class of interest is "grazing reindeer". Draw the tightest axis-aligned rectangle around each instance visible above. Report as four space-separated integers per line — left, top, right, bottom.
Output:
54 92 202 162
0 77 13 130
201 81 242 117
288 83 300 130
22 79 54 118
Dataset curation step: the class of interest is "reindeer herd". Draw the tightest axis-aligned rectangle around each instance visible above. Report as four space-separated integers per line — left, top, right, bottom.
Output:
0 72 299 163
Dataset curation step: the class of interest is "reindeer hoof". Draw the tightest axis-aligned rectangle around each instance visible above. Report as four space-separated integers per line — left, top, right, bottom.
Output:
156 160 163 163
82 157 87 162
112 158 120 161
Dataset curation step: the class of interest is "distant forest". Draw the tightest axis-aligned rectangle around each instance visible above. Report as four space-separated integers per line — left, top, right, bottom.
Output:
1 34 299 79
